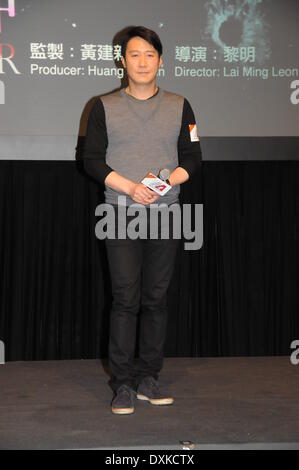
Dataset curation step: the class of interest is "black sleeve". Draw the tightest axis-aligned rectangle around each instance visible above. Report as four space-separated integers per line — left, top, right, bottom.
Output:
177 98 202 178
83 98 114 185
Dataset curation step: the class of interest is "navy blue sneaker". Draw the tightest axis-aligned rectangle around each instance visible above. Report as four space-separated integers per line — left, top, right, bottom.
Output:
137 376 174 405
111 384 136 415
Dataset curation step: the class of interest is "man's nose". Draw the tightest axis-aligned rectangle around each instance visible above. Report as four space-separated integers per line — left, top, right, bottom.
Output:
139 55 147 65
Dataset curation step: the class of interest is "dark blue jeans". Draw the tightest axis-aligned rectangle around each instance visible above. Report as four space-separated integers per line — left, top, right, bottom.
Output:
104 205 180 392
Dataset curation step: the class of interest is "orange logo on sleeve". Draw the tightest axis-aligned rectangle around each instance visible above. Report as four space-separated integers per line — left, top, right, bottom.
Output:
189 124 199 142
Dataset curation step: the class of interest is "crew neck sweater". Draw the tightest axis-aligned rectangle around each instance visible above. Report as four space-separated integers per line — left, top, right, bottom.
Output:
83 86 202 206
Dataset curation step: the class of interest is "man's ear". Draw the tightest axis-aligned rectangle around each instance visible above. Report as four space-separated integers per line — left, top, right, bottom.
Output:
159 56 163 67
121 56 126 69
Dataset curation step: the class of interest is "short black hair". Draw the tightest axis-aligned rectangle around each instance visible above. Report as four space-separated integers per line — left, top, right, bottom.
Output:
121 26 163 59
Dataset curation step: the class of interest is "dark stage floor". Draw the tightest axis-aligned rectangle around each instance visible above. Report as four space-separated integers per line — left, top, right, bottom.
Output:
0 357 298 450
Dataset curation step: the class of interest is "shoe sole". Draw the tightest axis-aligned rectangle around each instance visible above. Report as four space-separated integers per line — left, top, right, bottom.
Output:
111 407 134 415
137 394 174 405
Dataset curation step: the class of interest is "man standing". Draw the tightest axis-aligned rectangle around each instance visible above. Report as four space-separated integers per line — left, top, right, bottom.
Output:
83 26 202 414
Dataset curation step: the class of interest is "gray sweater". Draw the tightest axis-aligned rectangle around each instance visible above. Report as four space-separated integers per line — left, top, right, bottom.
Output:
83 87 202 206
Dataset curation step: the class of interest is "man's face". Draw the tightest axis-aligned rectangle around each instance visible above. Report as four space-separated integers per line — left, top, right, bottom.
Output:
121 36 162 86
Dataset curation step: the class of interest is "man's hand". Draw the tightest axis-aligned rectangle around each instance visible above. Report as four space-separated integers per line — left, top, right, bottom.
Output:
130 183 160 205
104 172 161 205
